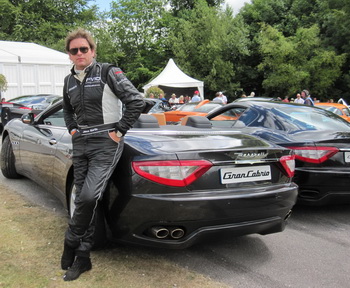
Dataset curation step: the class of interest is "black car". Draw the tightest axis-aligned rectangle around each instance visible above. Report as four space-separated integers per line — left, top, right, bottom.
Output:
207 100 350 206
0 94 62 131
1 100 297 248
144 98 173 113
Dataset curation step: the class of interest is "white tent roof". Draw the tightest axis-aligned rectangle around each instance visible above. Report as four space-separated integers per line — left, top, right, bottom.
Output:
0 41 70 65
143 58 204 98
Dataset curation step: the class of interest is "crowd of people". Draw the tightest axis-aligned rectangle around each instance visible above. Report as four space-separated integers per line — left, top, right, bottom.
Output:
147 88 338 107
147 90 229 105
280 89 329 106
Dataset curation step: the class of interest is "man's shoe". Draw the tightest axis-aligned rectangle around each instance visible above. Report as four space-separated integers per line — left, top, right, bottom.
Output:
63 256 92 281
61 243 75 270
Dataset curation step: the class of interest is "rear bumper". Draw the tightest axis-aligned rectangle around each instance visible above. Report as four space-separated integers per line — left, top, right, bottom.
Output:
105 183 298 249
295 168 350 205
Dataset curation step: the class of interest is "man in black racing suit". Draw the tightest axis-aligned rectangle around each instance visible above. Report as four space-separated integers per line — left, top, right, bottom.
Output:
61 28 144 281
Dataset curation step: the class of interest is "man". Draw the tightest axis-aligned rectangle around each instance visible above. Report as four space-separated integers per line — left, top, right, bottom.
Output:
219 91 227 104
294 93 304 104
301 89 314 106
61 28 144 281
191 90 201 102
168 93 179 105
213 92 225 104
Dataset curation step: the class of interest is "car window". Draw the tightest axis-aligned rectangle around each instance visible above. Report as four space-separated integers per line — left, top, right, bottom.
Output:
43 109 66 127
10 95 60 110
193 103 222 113
317 105 344 116
343 108 350 116
233 105 350 132
178 104 199 112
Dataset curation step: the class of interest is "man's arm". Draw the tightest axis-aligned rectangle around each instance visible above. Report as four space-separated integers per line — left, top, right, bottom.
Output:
106 67 145 136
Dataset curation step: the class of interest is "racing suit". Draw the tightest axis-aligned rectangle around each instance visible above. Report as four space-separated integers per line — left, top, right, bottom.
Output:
62 60 144 257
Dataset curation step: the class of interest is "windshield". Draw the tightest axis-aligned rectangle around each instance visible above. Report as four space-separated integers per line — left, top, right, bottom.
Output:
240 104 350 132
179 103 222 113
8 95 60 109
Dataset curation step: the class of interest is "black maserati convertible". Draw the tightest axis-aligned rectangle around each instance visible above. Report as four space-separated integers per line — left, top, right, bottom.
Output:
1 100 297 248
207 100 350 206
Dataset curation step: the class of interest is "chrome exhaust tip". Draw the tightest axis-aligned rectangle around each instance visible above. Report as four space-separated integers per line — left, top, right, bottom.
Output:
150 226 169 239
169 227 185 239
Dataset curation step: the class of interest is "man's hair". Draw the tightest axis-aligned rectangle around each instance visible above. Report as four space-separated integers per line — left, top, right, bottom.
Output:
65 28 96 52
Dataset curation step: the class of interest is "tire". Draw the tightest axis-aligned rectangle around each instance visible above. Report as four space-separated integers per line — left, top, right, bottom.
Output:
1 107 12 126
67 181 107 249
1 136 21 179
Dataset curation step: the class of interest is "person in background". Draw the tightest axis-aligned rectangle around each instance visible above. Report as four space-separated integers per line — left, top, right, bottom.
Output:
61 28 144 281
148 93 154 98
219 92 227 104
184 95 191 103
294 93 304 104
213 92 225 104
302 89 314 106
178 95 184 104
159 93 167 101
168 93 179 105
282 96 289 103
191 90 201 102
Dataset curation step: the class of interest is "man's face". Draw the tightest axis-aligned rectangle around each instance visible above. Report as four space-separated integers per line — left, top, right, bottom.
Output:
301 92 306 98
68 38 95 70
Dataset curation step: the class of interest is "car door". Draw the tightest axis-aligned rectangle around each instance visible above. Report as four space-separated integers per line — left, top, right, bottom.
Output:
19 109 68 192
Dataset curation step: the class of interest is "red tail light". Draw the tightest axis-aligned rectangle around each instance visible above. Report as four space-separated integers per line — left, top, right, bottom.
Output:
280 155 295 178
287 146 339 163
132 160 212 187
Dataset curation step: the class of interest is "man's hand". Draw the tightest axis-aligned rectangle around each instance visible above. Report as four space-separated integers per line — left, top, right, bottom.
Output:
108 131 121 143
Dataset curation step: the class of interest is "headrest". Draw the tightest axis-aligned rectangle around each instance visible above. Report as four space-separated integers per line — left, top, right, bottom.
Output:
133 114 160 128
181 116 212 128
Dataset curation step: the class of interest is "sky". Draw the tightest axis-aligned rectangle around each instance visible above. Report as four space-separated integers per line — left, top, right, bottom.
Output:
94 0 252 13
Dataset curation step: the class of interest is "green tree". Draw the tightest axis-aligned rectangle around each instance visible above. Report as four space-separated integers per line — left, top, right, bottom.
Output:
169 0 224 15
104 0 171 88
257 24 346 98
0 0 98 50
168 0 250 99
0 74 8 93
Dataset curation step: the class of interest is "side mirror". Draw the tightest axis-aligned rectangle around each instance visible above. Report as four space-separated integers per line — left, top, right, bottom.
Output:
22 113 35 125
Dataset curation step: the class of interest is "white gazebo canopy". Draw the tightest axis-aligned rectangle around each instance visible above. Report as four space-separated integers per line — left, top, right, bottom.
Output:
143 58 204 98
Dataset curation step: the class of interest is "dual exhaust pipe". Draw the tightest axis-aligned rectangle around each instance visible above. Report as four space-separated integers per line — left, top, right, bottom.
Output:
150 226 185 239
150 210 292 240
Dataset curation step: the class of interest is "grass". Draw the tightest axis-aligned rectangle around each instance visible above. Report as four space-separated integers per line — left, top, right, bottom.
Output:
0 183 229 288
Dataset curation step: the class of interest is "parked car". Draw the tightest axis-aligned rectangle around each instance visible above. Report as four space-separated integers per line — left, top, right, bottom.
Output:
0 94 62 131
234 97 280 102
315 102 350 122
164 99 224 123
143 98 173 113
1 100 297 249
207 100 350 206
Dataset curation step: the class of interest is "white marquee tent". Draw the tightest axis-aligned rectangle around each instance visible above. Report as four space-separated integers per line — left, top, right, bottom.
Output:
143 58 204 99
0 40 71 98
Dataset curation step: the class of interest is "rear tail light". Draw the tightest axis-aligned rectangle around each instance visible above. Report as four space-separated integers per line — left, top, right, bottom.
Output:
132 160 213 187
287 146 339 163
279 155 295 178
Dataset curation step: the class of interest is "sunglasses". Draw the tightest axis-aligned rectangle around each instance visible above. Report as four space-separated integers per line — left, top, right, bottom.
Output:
68 46 90 55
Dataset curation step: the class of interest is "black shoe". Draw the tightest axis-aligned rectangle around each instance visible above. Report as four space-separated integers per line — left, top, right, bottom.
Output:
61 243 75 270
63 256 92 281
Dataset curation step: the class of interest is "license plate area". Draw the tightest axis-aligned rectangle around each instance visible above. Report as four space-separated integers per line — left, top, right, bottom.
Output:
220 165 271 184
345 152 350 163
